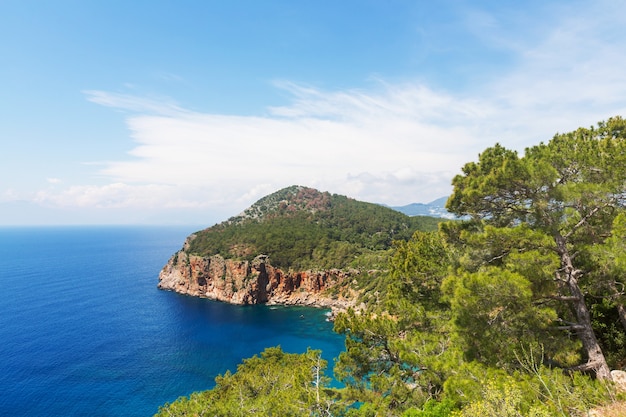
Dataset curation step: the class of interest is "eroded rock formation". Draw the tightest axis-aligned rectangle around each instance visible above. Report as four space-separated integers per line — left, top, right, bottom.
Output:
158 248 358 312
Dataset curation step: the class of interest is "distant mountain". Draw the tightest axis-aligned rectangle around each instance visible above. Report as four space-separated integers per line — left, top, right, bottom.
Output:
389 196 455 219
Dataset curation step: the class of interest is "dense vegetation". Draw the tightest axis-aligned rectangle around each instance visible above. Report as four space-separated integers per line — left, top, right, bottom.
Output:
157 117 626 416
186 185 441 270
157 347 346 416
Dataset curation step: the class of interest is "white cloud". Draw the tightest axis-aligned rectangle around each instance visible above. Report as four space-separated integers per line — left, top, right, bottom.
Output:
479 1 626 143
80 84 478 207
2 188 20 202
34 1 626 222
84 90 186 116
34 183 220 209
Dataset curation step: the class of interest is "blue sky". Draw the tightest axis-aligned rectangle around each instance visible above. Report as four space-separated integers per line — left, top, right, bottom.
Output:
2 0 626 225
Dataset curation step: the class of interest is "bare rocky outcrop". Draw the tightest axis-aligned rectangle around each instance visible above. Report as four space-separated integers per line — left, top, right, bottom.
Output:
611 370 626 392
158 249 358 313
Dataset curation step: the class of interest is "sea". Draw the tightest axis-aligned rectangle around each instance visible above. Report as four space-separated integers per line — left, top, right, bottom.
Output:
0 226 346 416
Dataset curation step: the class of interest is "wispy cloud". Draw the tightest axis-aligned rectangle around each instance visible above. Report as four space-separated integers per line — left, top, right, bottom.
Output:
34 1 626 221
478 0 626 143
84 90 187 116
80 83 478 207
34 183 220 209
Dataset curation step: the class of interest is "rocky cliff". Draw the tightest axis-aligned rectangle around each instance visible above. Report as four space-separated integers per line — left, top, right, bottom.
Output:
158 235 358 311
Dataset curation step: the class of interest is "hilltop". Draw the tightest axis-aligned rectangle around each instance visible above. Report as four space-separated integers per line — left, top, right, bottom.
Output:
185 185 440 270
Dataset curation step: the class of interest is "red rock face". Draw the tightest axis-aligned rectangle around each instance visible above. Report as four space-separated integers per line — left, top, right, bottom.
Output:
158 252 357 310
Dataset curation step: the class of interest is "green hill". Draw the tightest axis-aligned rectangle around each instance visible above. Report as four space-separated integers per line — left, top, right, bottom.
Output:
186 185 441 270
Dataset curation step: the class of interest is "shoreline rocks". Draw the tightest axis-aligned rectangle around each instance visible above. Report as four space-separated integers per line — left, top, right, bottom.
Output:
158 252 359 314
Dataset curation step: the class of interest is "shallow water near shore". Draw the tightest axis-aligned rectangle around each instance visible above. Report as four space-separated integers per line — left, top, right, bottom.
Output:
0 226 345 416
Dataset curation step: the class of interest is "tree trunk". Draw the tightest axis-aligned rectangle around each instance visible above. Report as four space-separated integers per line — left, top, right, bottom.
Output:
556 235 612 380
607 281 626 332
566 273 612 379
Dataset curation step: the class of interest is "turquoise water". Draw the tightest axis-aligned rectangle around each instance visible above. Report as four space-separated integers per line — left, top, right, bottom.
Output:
0 226 345 416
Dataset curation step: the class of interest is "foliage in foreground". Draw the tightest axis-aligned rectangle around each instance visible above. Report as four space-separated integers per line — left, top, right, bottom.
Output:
157 118 626 416
156 347 346 417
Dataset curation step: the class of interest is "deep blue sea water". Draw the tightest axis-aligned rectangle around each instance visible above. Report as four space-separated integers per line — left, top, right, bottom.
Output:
0 226 346 416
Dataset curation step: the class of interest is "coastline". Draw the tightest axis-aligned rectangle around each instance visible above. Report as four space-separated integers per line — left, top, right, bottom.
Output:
157 251 361 317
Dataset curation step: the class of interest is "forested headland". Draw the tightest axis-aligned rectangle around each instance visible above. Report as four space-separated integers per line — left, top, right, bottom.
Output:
185 185 441 271
156 117 626 416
